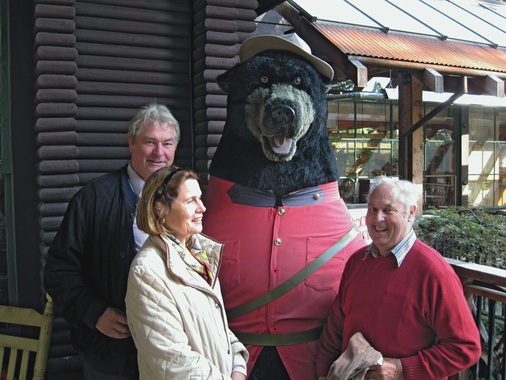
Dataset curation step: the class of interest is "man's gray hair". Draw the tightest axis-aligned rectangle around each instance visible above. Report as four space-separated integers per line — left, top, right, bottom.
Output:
128 103 181 142
367 176 419 213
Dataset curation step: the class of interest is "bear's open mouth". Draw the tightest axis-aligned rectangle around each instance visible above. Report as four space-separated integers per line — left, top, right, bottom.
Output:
266 136 293 155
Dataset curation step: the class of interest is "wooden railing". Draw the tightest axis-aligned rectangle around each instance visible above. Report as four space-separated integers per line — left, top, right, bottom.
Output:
447 258 506 380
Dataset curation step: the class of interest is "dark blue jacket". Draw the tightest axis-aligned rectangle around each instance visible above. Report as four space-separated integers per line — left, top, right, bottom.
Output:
44 165 139 377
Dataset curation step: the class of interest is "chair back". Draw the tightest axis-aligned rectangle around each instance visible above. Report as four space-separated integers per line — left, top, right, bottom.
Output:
0 294 53 380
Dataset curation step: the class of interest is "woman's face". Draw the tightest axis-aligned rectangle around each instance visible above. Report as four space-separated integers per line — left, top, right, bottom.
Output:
163 178 206 244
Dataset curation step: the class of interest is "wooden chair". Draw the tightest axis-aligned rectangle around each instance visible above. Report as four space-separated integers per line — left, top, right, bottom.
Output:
0 294 53 380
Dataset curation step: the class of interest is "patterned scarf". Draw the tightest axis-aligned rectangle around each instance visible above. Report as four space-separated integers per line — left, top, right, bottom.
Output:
167 235 214 285
192 248 214 285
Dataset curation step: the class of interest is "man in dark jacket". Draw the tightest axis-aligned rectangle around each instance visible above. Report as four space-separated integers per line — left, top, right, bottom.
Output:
44 104 180 380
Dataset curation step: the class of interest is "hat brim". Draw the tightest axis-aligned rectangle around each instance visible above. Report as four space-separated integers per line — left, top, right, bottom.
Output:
239 35 334 81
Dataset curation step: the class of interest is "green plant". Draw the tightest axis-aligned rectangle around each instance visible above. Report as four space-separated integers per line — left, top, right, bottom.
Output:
414 207 506 268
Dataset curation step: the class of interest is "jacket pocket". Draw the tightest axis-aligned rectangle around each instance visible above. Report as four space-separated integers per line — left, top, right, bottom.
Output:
304 235 347 291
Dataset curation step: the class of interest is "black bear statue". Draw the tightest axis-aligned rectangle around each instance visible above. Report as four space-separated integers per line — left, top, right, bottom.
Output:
203 33 366 380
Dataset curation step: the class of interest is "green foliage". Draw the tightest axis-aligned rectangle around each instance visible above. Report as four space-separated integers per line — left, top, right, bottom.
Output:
414 207 506 268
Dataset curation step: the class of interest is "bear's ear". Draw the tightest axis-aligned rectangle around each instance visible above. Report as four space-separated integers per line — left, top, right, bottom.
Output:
216 67 234 93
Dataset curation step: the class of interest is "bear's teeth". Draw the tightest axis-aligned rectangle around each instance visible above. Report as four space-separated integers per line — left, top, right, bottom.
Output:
273 136 286 147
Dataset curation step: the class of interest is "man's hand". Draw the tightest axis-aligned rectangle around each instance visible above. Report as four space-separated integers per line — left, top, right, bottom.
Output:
365 358 403 380
95 307 131 339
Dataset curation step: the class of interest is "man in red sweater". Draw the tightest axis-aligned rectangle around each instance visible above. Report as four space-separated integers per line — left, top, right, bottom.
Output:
316 176 481 380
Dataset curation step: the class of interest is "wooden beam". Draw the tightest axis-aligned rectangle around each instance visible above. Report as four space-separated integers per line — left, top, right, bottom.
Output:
424 68 444 93
485 74 505 97
348 58 368 88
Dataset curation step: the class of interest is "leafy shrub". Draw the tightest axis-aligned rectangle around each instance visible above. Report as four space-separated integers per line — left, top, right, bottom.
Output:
414 207 506 268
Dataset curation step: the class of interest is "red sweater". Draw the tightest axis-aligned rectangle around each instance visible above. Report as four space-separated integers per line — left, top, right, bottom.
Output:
316 239 481 379
203 176 366 380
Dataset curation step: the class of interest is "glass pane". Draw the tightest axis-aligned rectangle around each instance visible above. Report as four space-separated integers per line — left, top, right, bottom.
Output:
467 141 499 207
469 106 494 142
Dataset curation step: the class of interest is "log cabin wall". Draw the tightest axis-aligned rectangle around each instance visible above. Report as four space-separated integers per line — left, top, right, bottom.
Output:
192 0 258 178
34 0 193 376
32 0 261 377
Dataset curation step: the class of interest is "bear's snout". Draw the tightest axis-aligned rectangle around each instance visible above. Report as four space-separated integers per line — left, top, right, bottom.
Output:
271 105 295 124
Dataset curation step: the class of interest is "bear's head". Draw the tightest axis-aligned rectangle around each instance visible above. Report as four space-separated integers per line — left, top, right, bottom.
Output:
210 34 339 195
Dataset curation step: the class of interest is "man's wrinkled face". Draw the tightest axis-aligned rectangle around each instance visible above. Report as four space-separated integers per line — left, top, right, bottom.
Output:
366 185 415 256
129 121 178 181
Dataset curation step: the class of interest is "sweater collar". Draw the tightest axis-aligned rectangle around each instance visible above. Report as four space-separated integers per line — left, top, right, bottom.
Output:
366 228 417 267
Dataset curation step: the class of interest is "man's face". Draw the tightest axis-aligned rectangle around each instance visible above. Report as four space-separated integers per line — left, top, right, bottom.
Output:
365 184 415 256
129 121 178 181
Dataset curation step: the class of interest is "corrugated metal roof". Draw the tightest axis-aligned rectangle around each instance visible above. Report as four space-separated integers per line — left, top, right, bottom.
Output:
290 0 506 74
314 22 506 73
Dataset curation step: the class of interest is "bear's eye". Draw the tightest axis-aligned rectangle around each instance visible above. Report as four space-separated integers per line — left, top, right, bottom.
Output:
260 76 269 84
293 77 302 85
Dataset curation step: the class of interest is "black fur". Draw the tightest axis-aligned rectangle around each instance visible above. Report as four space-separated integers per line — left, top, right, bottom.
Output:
210 51 338 196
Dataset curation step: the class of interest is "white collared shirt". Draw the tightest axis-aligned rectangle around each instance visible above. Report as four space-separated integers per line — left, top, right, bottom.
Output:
127 163 149 251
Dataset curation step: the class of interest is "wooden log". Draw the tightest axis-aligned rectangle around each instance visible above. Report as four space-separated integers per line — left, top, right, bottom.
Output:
77 146 130 159
38 159 79 174
206 0 258 9
75 107 142 121
38 187 79 203
39 203 69 217
194 94 227 109
76 55 186 73
36 103 77 117
196 6 257 22
193 56 238 71
77 133 127 146
195 134 222 146
35 61 77 75
75 119 129 133
195 120 225 134
75 42 188 61
76 68 179 85
76 0 186 12
194 82 225 97
34 4 76 19
76 159 129 172
74 29 189 50
37 74 77 89
35 117 77 132
36 46 78 60
34 18 76 34
35 32 76 47
75 81 189 98
38 145 79 160
38 174 80 188
198 30 240 45
74 16 187 37
40 216 65 230
195 107 226 121
75 94 183 110
37 131 78 145
36 89 78 103
75 2 184 25
34 0 75 6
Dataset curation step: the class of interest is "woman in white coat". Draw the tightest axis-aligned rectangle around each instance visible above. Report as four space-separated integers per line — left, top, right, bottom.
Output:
125 166 249 380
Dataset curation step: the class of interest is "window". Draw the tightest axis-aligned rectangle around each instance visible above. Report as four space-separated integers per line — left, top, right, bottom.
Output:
328 99 399 204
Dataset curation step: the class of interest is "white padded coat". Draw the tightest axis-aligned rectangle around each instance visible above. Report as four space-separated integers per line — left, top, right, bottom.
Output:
125 234 249 380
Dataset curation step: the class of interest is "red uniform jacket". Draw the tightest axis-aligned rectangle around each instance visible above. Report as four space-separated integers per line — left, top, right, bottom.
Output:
203 176 366 380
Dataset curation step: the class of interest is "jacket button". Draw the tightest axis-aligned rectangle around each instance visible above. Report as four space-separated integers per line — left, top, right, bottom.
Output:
274 238 282 246
278 208 286 216
120 251 126 258
313 193 321 200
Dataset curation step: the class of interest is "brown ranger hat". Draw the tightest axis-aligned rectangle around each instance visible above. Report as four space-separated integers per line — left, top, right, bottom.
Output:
239 33 334 81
